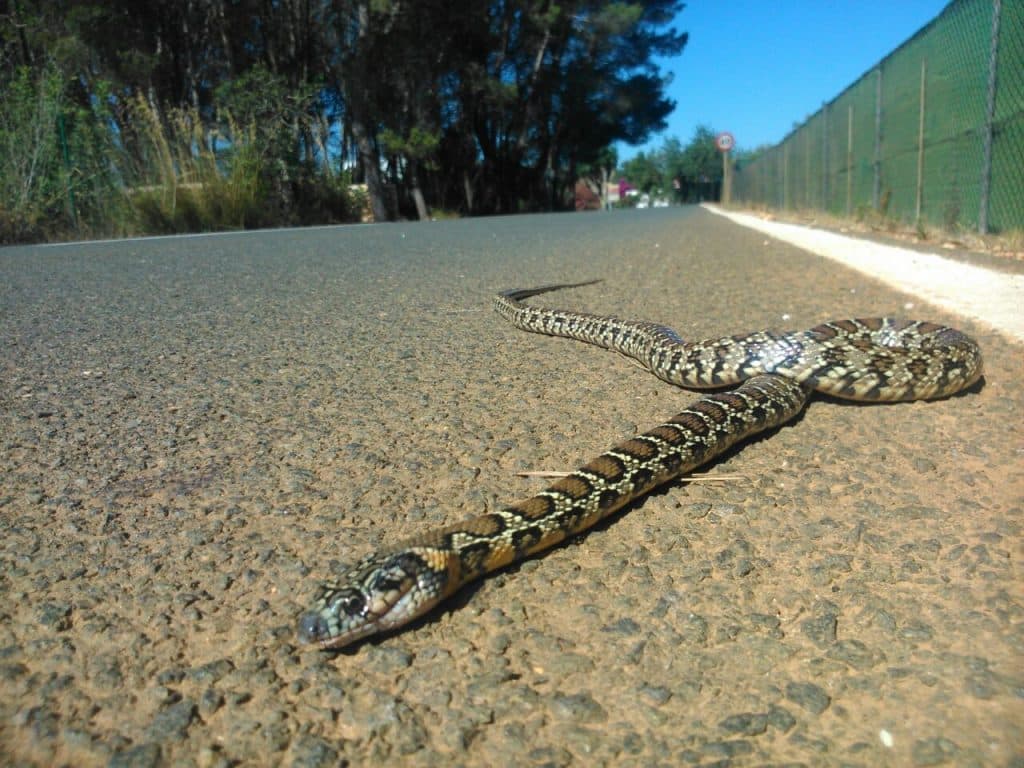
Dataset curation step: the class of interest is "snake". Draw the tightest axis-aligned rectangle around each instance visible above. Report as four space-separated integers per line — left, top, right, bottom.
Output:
297 281 983 650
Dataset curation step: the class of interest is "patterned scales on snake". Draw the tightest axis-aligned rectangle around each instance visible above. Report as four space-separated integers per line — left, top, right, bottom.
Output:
298 281 983 649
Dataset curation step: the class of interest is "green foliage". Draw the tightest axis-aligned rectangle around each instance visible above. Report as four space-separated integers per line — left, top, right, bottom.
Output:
618 125 725 203
0 64 67 242
2 0 689 239
621 152 664 194
379 127 442 166
214 65 318 152
125 97 253 233
0 62 126 242
126 97 357 233
577 146 619 184
328 0 686 215
671 125 722 184
215 67 289 125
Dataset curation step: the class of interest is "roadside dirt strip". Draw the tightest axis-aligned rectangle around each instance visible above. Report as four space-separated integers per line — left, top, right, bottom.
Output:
705 203 1024 343
1 208 1020 766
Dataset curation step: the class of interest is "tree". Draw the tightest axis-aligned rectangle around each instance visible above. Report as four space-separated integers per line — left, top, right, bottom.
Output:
453 0 686 214
1 0 691 237
672 124 721 201
620 151 664 194
617 125 731 204
577 145 619 208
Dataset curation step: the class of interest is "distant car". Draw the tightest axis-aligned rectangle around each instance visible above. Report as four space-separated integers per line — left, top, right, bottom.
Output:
636 194 650 209
653 199 669 208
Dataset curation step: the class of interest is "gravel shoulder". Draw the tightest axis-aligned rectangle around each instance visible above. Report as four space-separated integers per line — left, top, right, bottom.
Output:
705 204 1024 343
1 208 1021 766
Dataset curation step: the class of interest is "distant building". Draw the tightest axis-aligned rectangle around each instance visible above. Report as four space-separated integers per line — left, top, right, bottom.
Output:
574 180 601 211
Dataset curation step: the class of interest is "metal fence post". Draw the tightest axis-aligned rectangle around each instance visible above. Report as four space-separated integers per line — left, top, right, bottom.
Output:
979 0 1002 235
916 59 927 227
776 147 783 208
804 129 811 208
873 67 882 212
822 103 829 212
783 142 790 210
846 105 853 216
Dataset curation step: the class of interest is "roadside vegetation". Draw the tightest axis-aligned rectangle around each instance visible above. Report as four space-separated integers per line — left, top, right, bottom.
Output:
1 1 686 244
614 126 766 205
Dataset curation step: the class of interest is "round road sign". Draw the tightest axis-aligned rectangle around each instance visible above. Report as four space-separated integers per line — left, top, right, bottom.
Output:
715 132 735 152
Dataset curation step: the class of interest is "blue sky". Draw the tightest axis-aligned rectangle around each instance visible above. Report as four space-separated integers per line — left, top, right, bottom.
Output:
619 0 950 160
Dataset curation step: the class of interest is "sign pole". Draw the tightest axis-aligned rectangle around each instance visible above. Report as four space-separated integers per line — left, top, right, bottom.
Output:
722 149 732 204
715 132 735 205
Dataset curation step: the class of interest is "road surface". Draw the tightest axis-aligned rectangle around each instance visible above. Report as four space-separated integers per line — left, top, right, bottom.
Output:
2 208 1021 766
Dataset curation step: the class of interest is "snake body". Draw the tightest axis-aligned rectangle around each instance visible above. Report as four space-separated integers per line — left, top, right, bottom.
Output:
298 282 982 649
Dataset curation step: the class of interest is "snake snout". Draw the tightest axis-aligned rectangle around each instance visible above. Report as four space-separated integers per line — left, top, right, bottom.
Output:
297 611 330 645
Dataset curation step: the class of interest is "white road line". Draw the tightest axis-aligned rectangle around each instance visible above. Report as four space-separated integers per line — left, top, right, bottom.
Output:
37 221 366 248
704 204 1024 343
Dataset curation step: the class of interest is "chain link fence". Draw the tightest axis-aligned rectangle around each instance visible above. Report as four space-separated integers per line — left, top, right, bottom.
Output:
733 0 1023 235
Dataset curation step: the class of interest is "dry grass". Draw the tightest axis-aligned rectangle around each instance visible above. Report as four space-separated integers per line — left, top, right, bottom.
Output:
731 203 1024 262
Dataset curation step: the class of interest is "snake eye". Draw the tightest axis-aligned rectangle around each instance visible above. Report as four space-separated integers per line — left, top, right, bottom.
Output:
339 594 366 617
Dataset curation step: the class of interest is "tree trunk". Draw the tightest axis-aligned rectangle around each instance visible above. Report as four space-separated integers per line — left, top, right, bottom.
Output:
406 157 430 220
411 185 429 221
350 113 390 222
463 170 474 213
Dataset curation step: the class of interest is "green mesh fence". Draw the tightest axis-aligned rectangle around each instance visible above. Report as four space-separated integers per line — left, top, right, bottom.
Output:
733 0 1023 235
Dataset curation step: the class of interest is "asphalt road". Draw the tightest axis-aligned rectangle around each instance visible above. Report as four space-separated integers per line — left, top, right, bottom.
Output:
2 208 1021 766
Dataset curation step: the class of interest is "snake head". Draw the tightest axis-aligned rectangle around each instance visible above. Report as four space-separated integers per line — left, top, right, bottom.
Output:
297 548 450 650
